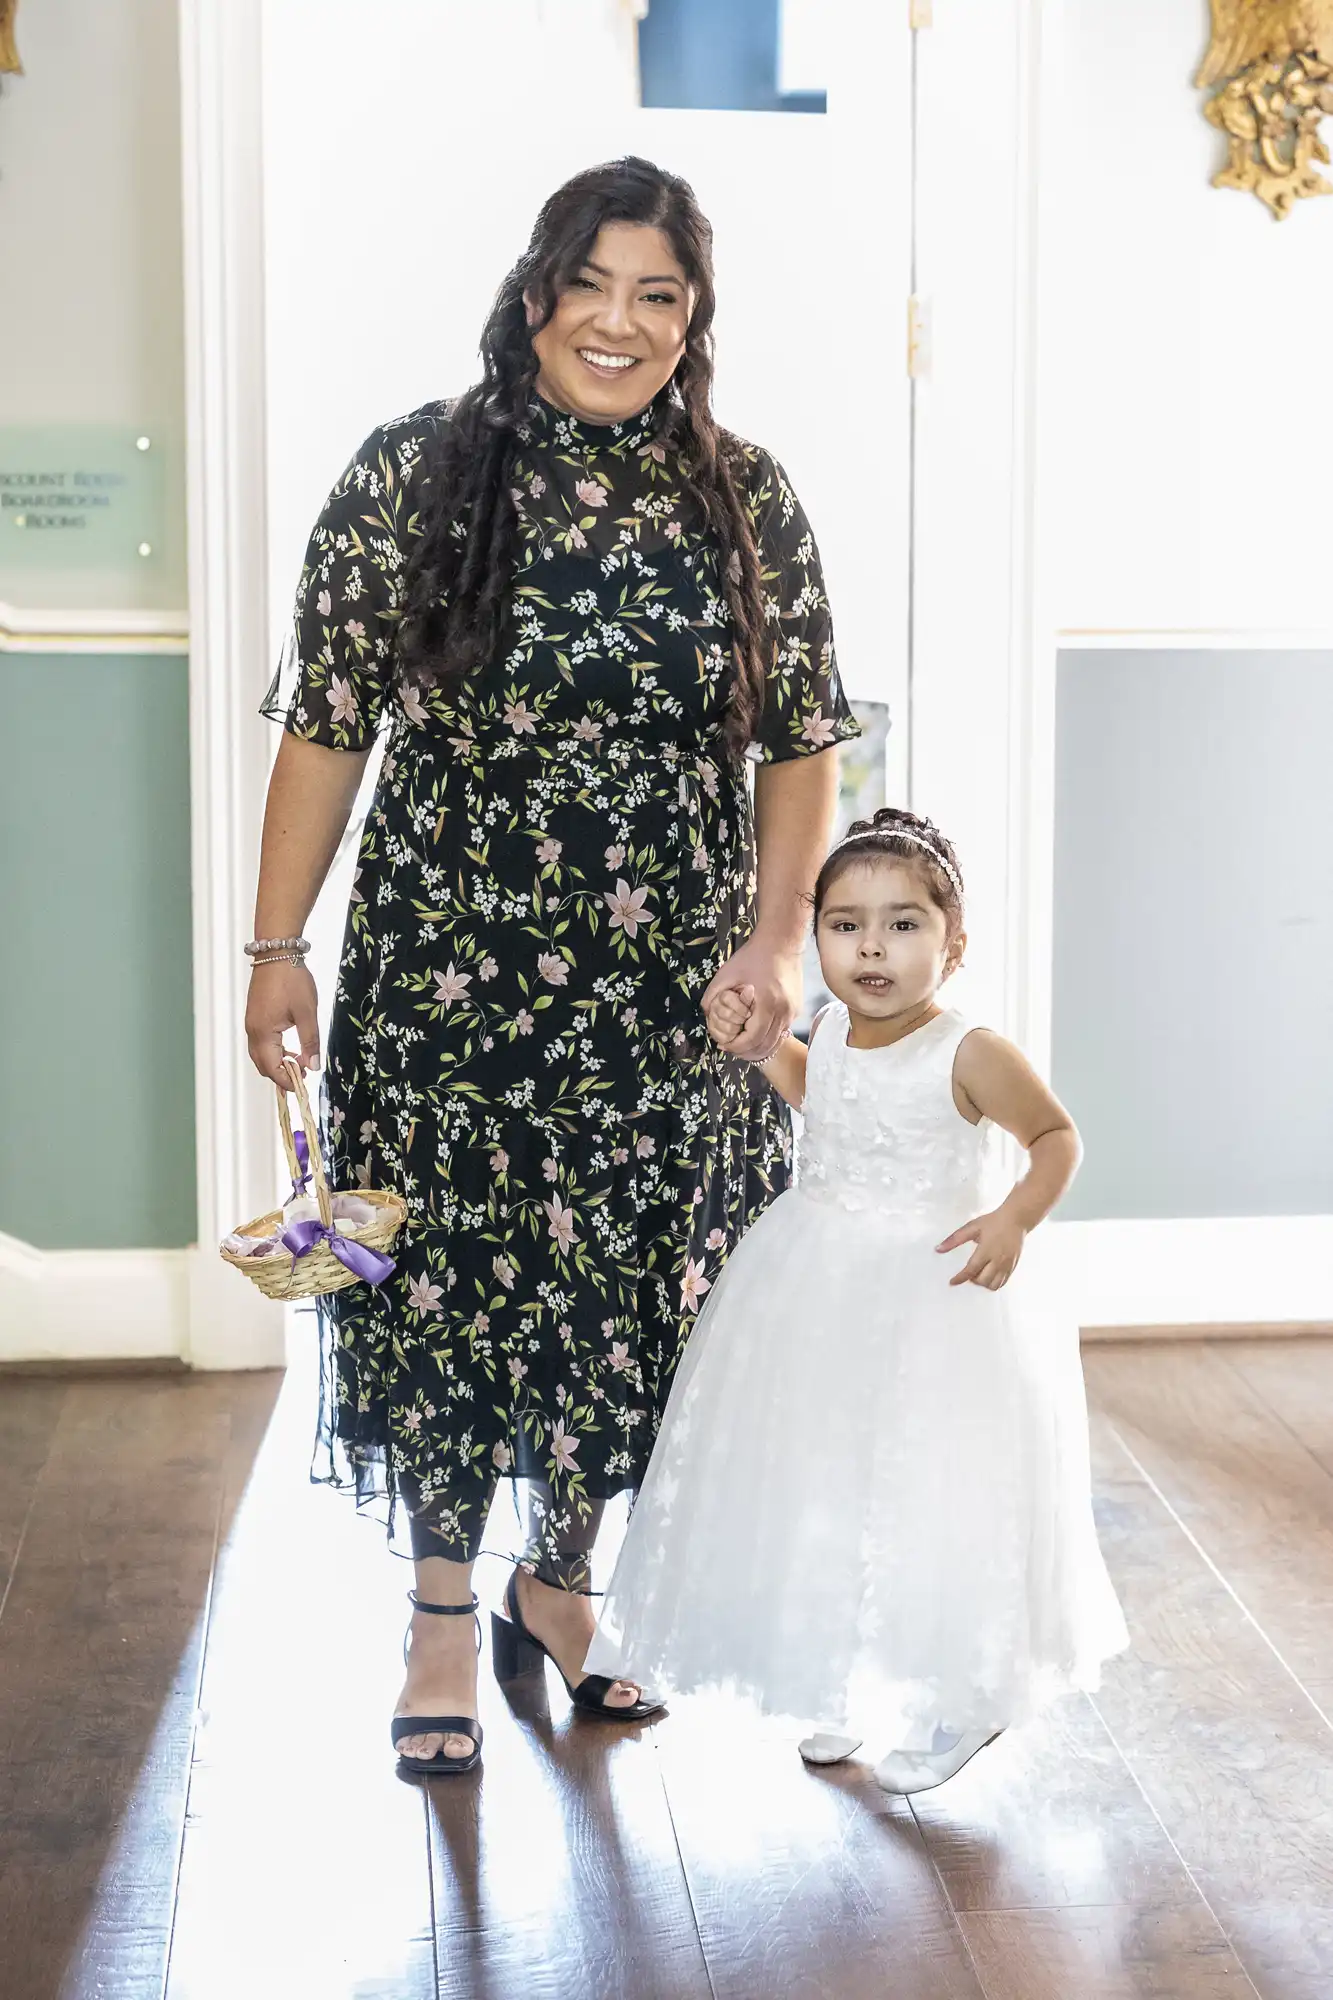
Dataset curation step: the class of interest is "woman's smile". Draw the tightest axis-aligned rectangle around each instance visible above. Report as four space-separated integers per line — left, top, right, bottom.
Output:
577 347 642 380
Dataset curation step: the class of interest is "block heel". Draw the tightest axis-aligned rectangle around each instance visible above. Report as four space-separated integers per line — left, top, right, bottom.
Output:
491 1571 665 1721
490 1605 546 1681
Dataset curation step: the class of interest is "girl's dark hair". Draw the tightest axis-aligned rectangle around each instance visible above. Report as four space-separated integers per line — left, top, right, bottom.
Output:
395 156 768 757
812 808 966 938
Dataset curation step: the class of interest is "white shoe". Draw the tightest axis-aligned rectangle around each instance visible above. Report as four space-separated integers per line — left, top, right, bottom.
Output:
798 1730 863 1765
874 1728 1004 1796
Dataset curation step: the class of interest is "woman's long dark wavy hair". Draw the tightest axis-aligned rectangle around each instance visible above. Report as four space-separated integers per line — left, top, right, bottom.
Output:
395 156 769 757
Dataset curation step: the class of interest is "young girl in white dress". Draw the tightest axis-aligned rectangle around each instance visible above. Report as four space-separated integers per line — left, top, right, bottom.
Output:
584 808 1128 1793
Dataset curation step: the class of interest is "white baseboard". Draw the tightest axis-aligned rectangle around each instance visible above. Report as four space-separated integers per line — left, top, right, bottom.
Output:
0 1234 190 1364
1039 1215 1333 1332
0 1233 285 1369
185 1246 286 1370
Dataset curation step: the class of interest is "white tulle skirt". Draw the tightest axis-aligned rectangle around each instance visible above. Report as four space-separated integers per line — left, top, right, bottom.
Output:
586 1187 1128 1748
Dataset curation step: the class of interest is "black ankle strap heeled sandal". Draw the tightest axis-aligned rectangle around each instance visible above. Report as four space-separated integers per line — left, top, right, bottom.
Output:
392 1591 484 1776
490 1571 665 1722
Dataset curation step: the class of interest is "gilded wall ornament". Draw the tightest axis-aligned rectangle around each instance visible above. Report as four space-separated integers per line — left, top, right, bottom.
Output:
0 0 21 77
1197 1 1333 217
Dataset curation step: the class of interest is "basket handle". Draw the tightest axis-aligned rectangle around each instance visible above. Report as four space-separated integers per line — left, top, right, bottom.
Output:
276 1058 333 1233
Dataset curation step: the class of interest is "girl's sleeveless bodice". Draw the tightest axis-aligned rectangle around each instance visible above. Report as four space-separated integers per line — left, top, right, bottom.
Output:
797 1005 993 1233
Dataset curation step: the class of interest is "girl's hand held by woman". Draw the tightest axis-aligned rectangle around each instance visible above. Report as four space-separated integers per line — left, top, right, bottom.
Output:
705 983 756 1049
701 938 800 1062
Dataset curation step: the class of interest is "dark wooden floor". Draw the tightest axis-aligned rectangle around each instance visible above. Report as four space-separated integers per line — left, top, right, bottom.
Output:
4 1338 1333 1999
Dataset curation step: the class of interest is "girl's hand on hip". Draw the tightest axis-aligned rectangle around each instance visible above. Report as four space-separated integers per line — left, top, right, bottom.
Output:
937 1211 1027 1290
246 962 321 1085
702 937 802 1062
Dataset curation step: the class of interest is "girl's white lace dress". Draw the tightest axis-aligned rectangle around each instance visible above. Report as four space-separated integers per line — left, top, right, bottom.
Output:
586 1006 1128 1746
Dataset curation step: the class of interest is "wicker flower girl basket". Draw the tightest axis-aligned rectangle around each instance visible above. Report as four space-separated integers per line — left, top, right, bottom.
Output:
220 1057 407 1302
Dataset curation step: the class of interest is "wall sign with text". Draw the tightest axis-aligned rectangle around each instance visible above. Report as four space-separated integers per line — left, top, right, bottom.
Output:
0 425 167 578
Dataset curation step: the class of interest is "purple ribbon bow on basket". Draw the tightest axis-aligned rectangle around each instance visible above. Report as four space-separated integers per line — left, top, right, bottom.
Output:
280 1216 397 1289
287 1130 312 1204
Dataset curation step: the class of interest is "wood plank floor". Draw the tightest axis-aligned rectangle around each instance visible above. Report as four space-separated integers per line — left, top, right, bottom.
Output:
4 1337 1333 1999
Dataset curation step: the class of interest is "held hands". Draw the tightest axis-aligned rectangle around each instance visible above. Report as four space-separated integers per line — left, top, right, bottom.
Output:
705 983 757 1053
706 980 804 1111
936 1207 1027 1290
701 936 801 1062
245 961 321 1086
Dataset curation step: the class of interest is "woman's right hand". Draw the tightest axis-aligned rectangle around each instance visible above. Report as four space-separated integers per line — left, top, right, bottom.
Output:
245 961 321 1084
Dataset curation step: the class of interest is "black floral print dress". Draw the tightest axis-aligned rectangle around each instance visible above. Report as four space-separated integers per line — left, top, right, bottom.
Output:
275 390 858 1558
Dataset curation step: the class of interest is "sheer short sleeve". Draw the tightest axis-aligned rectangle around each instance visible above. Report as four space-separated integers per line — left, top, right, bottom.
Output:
740 449 860 765
263 411 439 751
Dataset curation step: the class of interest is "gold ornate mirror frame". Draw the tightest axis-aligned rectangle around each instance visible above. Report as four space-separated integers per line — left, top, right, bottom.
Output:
1198 3 1333 217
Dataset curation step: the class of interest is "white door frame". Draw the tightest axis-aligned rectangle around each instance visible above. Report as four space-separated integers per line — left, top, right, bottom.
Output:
1026 618 1333 1333
179 0 284 1368
909 0 1046 1049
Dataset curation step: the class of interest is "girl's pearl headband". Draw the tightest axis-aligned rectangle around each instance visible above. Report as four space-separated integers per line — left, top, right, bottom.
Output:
828 825 964 905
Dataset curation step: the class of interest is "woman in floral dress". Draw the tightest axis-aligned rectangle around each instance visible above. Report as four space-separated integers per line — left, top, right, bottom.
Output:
247 157 857 1771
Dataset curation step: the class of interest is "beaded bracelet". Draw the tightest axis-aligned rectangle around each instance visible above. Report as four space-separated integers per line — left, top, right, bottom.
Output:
245 936 310 959
249 952 308 969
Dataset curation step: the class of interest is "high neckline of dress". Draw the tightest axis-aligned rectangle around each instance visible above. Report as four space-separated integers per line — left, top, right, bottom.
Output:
840 1004 960 1054
523 387 671 456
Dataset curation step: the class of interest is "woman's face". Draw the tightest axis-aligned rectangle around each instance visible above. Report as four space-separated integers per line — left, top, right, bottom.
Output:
528 223 691 425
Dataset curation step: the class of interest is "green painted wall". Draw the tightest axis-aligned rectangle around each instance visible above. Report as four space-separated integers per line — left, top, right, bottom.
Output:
0 652 197 1249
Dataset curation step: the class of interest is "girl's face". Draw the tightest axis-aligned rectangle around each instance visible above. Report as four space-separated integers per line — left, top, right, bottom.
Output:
815 860 962 1022
528 223 691 425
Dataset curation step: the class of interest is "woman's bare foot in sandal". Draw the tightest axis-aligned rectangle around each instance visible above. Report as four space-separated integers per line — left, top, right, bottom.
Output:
514 1568 643 1710
395 1584 479 1762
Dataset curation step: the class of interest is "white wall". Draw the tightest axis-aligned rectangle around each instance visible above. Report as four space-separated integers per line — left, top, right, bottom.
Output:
1042 0 1333 638
261 0 911 734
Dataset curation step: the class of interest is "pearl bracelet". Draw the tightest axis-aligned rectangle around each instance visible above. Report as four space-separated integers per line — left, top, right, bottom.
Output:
245 936 310 958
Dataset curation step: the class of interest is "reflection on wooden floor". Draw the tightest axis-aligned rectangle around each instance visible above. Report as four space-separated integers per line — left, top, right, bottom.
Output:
3 1337 1333 1998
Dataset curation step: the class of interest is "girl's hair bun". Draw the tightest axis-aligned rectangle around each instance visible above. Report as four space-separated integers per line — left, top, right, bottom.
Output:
842 807 946 846
870 806 945 844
